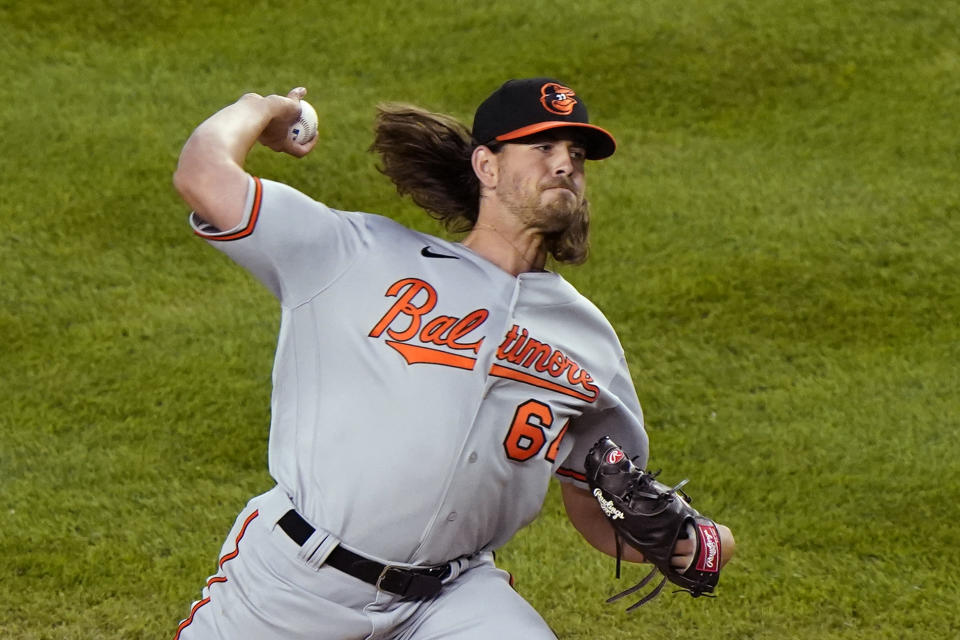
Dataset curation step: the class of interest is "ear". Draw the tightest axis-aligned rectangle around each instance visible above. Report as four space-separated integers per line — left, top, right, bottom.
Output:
471 145 499 189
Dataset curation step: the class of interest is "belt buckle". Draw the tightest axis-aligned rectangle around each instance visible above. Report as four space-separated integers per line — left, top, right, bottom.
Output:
375 563 443 599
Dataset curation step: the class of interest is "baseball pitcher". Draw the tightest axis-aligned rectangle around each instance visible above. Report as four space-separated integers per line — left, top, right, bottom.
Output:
170 78 735 639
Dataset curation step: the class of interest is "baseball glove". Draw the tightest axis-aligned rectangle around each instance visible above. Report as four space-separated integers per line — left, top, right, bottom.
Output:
584 436 722 610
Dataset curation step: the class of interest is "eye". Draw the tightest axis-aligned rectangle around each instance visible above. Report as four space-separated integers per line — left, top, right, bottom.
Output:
570 148 587 160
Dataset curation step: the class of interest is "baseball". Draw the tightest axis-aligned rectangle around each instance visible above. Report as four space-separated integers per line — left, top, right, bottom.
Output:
289 100 318 144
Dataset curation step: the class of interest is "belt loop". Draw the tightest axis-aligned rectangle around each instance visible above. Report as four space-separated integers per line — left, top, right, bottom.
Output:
280 516 339 571
442 556 469 583
375 565 394 592
297 531 339 571
275 507 451 599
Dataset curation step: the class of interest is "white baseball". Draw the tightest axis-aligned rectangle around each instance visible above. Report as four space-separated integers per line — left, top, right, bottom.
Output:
289 100 318 144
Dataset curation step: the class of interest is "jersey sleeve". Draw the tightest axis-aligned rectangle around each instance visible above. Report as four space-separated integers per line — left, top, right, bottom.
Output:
189 176 368 306
556 355 648 487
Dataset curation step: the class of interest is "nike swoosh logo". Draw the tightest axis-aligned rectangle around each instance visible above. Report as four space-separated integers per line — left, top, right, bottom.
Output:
421 245 460 259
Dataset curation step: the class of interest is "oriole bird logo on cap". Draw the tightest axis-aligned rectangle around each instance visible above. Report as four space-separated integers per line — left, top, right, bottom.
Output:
540 82 578 115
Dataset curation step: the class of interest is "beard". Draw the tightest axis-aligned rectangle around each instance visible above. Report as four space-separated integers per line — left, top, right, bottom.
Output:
494 174 591 264
498 174 585 233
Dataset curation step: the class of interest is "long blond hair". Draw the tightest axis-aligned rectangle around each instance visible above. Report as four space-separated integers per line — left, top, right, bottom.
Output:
370 103 590 264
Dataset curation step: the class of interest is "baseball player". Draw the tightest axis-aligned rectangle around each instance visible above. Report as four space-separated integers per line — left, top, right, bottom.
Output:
171 78 734 639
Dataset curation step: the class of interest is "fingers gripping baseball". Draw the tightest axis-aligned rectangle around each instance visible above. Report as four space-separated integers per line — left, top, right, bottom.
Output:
256 87 319 157
672 524 735 571
671 534 696 570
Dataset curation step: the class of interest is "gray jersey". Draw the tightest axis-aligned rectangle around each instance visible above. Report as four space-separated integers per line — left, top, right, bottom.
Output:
190 176 648 566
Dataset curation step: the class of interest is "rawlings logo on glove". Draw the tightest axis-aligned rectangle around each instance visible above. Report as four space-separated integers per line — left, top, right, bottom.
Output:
696 523 721 572
592 488 625 520
584 436 722 611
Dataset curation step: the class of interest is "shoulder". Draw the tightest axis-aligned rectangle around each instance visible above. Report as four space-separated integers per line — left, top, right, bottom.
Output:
259 178 442 244
512 272 625 365
523 273 615 326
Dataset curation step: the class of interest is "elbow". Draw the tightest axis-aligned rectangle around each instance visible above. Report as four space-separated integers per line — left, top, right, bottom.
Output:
172 159 207 214
172 161 248 231
172 129 227 214
172 165 193 204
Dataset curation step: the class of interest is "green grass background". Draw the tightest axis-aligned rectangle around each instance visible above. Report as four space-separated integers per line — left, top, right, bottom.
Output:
2 0 958 637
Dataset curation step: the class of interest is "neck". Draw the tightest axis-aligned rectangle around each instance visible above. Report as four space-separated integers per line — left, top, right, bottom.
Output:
462 220 547 276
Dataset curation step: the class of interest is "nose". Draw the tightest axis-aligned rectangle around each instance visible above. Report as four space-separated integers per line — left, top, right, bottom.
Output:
552 147 575 176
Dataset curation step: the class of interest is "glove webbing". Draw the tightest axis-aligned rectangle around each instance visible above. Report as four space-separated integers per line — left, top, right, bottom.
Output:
607 529 715 611
608 567 668 611
608 531 667 610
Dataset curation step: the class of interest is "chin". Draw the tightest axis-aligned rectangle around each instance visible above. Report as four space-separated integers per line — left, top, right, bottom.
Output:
539 200 581 231
542 189 580 209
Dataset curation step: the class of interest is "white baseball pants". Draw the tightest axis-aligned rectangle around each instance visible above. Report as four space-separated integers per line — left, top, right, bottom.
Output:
173 487 557 640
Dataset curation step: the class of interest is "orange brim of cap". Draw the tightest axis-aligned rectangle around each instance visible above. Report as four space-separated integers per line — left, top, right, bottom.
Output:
495 121 617 159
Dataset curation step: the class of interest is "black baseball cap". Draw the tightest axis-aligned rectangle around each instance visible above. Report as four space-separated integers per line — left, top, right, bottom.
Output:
472 78 617 160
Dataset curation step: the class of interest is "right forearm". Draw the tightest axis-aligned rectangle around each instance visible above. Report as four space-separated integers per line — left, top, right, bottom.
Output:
173 92 298 230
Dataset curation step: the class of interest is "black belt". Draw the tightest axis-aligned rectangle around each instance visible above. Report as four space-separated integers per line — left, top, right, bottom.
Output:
277 509 448 599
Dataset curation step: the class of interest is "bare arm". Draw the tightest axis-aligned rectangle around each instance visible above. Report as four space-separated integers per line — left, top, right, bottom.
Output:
561 482 736 568
172 87 317 231
561 482 646 562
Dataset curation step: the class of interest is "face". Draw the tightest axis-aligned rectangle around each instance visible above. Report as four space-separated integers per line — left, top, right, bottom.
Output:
493 132 588 232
